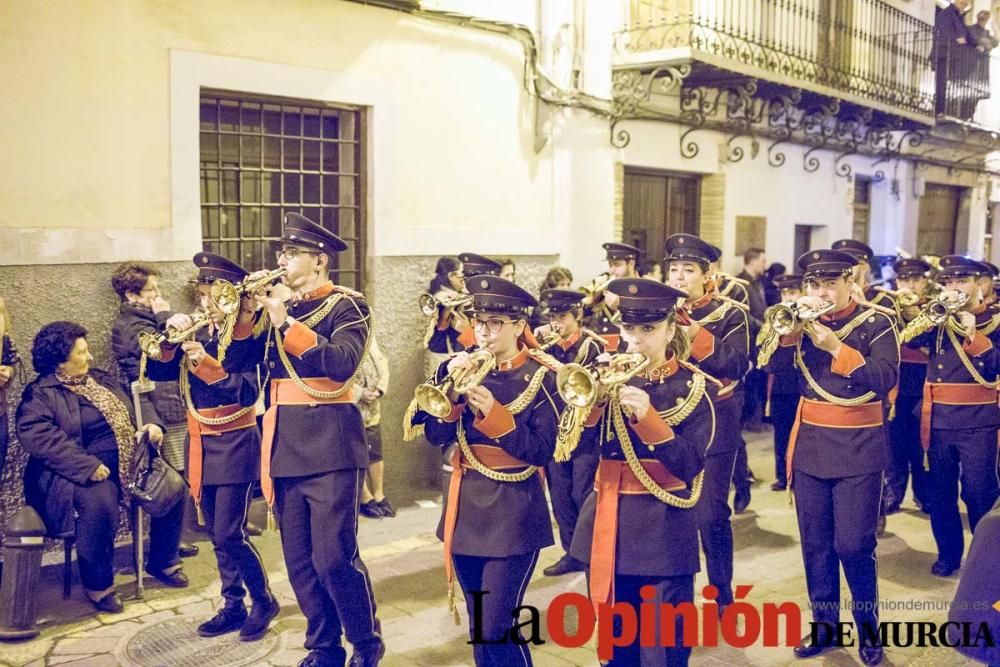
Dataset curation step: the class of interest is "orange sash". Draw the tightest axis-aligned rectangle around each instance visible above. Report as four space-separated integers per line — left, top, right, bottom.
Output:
589 459 686 611
919 382 999 452
186 404 257 506
785 399 884 486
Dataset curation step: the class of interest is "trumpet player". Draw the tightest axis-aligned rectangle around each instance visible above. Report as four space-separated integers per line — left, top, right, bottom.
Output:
765 274 804 492
535 288 603 577
761 250 897 665
568 278 713 667
884 258 935 515
902 255 1000 579
977 261 1000 309
143 253 277 641
410 276 560 667
832 239 897 313
423 257 471 378
664 233 750 614
584 242 641 352
225 213 384 667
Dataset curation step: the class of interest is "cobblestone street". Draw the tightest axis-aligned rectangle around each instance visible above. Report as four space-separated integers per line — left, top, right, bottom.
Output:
0 432 986 667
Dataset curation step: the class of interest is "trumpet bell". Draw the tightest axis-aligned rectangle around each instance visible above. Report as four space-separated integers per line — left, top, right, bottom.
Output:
769 304 798 337
556 364 597 409
210 280 241 315
418 293 438 317
138 332 165 361
414 383 453 419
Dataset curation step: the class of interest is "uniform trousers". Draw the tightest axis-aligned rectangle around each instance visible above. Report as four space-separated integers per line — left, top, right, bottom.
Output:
886 394 928 511
544 452 599 552
770 394 798 486
454 551 539 667
927 427 1000 564
697 450 736 606
201 482 270 607
585 570 694 667
793 469 882 637
275 470 381 656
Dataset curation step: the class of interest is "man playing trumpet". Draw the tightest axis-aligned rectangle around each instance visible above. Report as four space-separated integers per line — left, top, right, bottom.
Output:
761 250 898 666
584 242 641 352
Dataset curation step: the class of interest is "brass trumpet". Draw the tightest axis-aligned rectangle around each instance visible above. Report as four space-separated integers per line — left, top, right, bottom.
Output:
581 274 612 302
418 292 473 318
211 268 288 315
875 286 921 307
138 311 211 361
556 352 650 411
765 299 836 336
535 324 563 348
924 290 969 326
414 349 496 419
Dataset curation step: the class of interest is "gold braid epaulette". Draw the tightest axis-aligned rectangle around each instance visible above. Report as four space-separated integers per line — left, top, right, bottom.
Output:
946 326 999 389
716 295 749 312
694 299 731 326
454 364 549 482
527 348 562 372
675 358 725 389
656 369 709 423
978 313 1000 337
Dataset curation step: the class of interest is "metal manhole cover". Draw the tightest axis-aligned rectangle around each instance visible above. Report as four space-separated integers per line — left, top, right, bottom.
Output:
122 617 278 666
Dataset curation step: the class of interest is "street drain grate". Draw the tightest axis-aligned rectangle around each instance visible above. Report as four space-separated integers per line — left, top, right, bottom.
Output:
122 617 278 666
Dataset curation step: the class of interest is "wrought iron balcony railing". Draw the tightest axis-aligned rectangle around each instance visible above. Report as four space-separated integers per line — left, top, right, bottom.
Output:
615 0 937 119
935 41 1000 131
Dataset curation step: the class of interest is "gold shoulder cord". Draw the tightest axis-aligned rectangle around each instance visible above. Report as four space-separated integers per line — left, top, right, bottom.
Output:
695 300 731 327
978 313 1000 337
455 365 549 482
793 308 880 407
273 293 372 400
946 326 1000 389
180 357 256 426
609 372 707 508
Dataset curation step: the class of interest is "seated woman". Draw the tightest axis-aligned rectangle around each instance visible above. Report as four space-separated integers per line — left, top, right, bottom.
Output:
17 321 185 613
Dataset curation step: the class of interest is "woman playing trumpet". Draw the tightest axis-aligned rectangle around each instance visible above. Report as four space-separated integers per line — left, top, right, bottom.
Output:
409 276 561 667
569 278 714 667
423 257 472 378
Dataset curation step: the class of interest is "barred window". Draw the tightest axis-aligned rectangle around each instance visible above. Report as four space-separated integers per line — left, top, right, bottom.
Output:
199 91 366 289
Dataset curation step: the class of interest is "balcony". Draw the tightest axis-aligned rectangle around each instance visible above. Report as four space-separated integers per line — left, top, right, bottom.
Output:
935 41 1000 132
614 0 937 124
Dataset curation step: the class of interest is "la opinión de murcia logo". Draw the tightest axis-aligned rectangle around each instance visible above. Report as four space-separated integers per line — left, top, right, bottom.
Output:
465 585 1000 660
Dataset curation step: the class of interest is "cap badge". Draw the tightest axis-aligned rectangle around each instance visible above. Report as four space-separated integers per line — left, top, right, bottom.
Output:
812 252 820 260
678 237 685 244
480 279 489 289
628 284 639 295
201 257 209 264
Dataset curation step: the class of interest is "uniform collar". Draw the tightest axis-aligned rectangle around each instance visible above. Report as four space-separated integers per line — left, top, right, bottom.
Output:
300 281 334 301
497 346 529 371
821 300 857 322
687 292 713 310
558 330 582 351
645 354 678 382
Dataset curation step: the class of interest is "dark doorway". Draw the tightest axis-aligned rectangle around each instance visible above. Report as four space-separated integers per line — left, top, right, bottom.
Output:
623 167 700 261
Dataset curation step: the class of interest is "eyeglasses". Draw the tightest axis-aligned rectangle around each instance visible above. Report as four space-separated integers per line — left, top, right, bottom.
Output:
275 247 319 261
473 317 513 333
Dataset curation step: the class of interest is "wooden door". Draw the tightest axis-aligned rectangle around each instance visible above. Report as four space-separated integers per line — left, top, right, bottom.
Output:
623 167 700 262
917 183 962 257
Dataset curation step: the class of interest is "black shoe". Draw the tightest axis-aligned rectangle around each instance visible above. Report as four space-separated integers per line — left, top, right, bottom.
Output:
198 605 247 637
733 486 751 514
146 567 190 588
359 501 382 519
859 644 884 665
876 515 886 537
240 596 280 641
298 650 347 667
375 498 396 518
746 468 757 484
543 555 585 577
348 639 386 667
91 591 124 614
770 481 787 491
179 542 200 558
246 522 263 537
793 634 837 659
931 559 960 577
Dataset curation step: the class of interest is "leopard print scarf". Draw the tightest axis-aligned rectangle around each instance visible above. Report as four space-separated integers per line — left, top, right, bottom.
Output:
57 371 137 503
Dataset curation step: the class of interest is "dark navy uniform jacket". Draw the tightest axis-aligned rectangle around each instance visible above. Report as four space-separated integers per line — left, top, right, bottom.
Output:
224 282 371 476
570 359 713 577
419 347 560 558
146 329 261 486
763 301 898 478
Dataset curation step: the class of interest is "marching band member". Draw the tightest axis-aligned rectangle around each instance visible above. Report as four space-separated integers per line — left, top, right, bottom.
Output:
410 276 560 667
226 213 384 667
569 278 713 667
760 250 898 665
144 253 276 641
664 233 749 613
885 257 934 514
765 274 804 492
584 242 641 352
832 239 896 312
422 257 471 378
535 288 603 577
901 256 1000 578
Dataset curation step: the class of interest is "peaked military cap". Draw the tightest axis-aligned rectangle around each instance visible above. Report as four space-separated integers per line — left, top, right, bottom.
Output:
937 255 989 279
664 233 718 266
458 253 503 278
282 212 348 253
607 278 687 325
191 252 248 285
832 239 874 263
467 276 537 316
981 261 999 278
797 249 858 278
539 288 584 315
773 274 803 290
893 257 932 278
603 242 641 261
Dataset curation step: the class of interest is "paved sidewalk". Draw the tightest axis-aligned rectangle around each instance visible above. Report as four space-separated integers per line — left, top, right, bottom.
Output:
0 432 986 666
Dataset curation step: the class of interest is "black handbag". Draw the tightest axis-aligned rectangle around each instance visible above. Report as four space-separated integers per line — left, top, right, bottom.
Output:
128 431 187 518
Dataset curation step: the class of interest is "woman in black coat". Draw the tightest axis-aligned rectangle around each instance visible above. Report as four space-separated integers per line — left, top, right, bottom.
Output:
17 321 187 613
